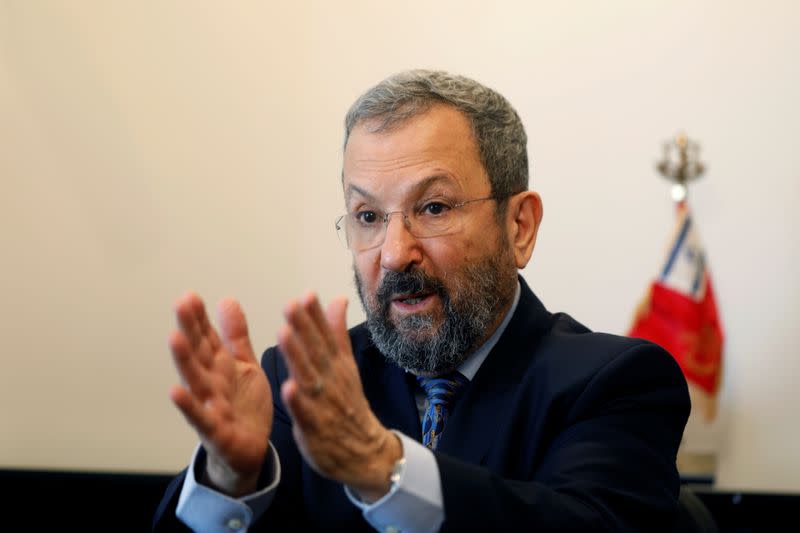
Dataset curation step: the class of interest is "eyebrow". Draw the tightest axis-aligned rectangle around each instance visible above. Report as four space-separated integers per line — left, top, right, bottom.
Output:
345 174 457 203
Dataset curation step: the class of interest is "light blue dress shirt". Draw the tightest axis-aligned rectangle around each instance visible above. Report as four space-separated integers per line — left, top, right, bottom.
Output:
177 282 521 532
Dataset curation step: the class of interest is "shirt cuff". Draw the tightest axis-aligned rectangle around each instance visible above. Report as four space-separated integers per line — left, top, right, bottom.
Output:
344 431 444 533
176 442 280 532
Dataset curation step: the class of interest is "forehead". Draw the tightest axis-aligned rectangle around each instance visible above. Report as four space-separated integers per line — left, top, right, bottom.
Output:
342 104 490 201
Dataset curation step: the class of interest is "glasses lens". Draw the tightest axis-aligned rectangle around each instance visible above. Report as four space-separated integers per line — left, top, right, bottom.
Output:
337 198 491 251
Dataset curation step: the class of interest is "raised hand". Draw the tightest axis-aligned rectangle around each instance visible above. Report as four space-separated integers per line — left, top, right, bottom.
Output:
169 292 272 496
277 293 402 502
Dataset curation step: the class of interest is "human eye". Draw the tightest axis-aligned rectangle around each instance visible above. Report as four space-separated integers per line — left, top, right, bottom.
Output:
354 209 381 226
419 200 453 217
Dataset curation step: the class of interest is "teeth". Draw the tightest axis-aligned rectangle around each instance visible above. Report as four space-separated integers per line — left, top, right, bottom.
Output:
403 297 423 304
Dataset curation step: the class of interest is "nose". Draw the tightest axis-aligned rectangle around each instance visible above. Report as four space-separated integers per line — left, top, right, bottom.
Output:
379 212 423 272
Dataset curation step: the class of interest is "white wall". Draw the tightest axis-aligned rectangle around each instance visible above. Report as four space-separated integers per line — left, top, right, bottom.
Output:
1 1 797 492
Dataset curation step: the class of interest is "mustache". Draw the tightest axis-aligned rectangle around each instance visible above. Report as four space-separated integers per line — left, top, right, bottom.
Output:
376 270 447 307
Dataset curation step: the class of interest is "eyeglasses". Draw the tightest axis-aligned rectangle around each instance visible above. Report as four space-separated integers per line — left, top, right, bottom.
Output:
335 196 497 251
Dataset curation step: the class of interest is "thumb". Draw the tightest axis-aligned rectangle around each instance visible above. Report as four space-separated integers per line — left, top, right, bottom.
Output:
325 297 353 356
217 298 257 363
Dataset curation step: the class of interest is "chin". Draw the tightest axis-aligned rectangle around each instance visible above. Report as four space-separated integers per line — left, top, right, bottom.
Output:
392 313 442 338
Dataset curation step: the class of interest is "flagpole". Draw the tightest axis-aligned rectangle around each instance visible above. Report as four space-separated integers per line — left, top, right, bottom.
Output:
656 132 706 203
634 133 723 486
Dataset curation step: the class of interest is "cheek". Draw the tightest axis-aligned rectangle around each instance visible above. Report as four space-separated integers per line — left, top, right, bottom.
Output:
461 218 501 254
354 252 381 290
423 239 478 277
444 232 484 258
429 228 506 278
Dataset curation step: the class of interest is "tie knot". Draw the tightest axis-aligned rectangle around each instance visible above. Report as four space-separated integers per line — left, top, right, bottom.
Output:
416 371 469 449
417 371 469 406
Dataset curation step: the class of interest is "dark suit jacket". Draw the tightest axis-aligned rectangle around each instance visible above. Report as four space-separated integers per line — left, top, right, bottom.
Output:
154 278 690 532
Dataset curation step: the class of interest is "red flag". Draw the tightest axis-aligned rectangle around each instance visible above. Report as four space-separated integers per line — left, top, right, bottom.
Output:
629 202 724 420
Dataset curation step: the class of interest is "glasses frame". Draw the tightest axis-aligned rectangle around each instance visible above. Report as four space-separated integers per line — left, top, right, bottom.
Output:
335 195 498 251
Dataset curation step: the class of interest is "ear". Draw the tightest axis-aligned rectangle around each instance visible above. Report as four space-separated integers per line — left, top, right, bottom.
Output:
505 191 543 269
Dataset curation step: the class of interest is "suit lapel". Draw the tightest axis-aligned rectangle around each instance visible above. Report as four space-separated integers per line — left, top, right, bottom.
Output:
436 277 552 464
356 334 422 441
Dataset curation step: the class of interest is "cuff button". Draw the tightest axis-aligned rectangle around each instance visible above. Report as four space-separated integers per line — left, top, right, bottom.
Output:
227 517 244 530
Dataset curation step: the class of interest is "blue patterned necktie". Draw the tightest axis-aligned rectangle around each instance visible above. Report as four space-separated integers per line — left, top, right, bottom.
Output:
417 372 469 450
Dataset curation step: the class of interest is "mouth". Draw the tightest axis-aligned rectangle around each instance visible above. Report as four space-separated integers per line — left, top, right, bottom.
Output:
390 291 437 312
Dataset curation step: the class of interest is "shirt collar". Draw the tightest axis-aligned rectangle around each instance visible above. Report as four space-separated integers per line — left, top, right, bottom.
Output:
457 280 521 381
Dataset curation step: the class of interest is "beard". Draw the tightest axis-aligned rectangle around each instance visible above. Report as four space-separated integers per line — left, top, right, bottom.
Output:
354 244 517 376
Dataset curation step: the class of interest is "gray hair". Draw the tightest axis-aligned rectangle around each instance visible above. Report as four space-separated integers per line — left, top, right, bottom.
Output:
343 69 529 201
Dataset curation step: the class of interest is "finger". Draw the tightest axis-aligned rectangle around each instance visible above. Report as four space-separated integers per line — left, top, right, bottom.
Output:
283 299 328 372
280 378 319 431
169 330 213 398
174 292 203 345
174 292 217 367
301 292 338 356
277 322 318 388
190 294 223 353
217 298 257 363
325 297 353 357
170 384 216 436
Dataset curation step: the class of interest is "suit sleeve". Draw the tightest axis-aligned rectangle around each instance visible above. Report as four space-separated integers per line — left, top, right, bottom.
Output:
152 470 191 532
436 343 690 533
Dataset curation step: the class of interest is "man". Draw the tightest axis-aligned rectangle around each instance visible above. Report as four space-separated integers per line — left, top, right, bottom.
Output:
154 70 690 532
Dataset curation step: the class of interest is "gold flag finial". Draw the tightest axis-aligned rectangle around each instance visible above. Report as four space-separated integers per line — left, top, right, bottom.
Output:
656 132 706 202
